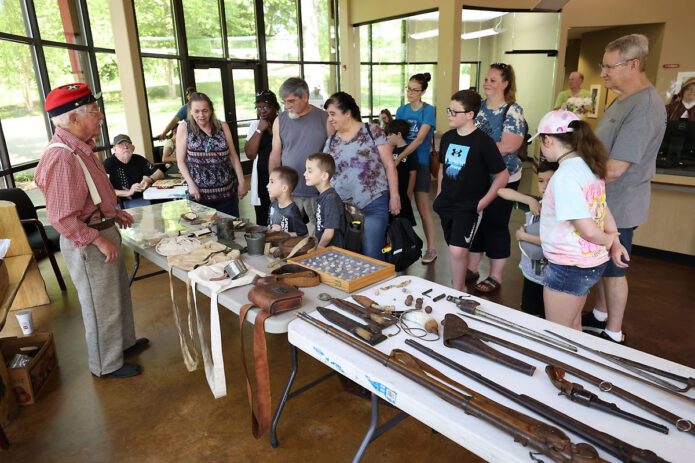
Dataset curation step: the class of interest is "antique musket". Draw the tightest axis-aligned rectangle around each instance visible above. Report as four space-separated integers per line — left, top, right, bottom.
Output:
406 339 670 463
546 366 669 434
450 314 695 436
297 312 606 463
547 330 695 396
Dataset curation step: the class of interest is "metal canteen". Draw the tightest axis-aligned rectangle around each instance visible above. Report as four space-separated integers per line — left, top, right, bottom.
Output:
224 258 248 280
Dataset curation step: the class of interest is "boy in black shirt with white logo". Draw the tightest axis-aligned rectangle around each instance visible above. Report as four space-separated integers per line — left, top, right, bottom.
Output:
304 153 345 248
267 166 308 236
433 90 508 291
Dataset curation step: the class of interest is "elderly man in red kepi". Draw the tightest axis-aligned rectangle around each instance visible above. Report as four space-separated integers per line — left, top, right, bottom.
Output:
35 83 149 378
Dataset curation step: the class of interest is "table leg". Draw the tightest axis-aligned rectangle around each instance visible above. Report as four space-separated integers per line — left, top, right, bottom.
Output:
129 252 141 286
352 393 409 463
271 344 336 448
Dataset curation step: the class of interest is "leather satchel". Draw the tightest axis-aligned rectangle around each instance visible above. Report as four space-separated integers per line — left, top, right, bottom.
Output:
267 264 320 287
239 280 304 438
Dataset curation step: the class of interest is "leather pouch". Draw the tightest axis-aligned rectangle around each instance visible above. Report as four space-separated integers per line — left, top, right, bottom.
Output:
239 280 304 438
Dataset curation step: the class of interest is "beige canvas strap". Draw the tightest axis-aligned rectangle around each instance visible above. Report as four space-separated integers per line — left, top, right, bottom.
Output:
47 142 102 206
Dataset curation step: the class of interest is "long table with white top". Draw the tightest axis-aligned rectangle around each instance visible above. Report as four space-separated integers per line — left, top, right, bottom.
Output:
288 274 695 462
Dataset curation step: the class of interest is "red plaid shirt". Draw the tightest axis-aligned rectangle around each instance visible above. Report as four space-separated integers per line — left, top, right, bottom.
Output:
35 127 118 248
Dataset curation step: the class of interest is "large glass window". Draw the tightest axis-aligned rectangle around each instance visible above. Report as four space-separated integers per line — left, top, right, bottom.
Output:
96 52 125 137
360 11 438 122
0 0 28 36
142 57 182 138
264 0 300 61
183 1 224 57
224 0 258 59
134 0 177 54
34 0 86 45
86 0 115 49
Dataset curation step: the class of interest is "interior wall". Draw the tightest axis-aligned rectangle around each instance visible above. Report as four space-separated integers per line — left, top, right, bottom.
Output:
574 23 665 130
560 38 581 89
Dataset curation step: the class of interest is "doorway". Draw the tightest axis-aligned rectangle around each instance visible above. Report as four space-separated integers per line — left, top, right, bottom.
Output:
190 60 260 165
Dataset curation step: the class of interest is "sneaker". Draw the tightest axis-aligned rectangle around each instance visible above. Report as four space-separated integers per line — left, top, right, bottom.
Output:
599 330 627 346
581 311 606 333
102 363 142 378
421 248 437 264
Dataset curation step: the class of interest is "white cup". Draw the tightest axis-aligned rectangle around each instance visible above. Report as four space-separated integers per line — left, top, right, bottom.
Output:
15 310 34 336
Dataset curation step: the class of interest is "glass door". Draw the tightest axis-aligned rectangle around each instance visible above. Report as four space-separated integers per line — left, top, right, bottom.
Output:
190 60 259 166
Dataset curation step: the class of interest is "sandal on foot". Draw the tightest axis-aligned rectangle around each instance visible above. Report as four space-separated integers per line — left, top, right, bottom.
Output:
474 276 500 293
465 269 479 282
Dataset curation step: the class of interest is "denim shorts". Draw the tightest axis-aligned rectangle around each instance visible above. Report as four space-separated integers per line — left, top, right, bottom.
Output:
543 261 608 297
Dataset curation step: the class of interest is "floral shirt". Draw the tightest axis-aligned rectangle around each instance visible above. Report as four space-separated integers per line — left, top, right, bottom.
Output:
323 123 389 209
475 100 526 181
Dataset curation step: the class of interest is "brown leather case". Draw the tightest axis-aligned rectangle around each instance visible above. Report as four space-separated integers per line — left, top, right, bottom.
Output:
278 235 317 258
239 280 304 438
264 230 291 246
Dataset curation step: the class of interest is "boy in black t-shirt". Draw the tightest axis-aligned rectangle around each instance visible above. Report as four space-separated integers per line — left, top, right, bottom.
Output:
433 90 509 291
385 119 417 226
304 153 345 248
267 166 308 236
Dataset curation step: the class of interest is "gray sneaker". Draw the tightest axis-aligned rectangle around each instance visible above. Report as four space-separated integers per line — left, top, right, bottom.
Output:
421 248 437 264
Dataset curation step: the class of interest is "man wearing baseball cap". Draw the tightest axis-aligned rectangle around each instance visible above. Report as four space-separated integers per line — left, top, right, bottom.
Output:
35 83 148 378
103 133 165 208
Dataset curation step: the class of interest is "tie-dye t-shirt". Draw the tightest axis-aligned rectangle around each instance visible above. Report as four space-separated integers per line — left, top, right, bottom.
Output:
540 157 609 268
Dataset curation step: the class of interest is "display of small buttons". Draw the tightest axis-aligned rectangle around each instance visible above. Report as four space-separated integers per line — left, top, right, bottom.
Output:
300 250 385 281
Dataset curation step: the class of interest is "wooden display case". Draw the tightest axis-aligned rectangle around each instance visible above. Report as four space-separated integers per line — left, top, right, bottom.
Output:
288 246 395 293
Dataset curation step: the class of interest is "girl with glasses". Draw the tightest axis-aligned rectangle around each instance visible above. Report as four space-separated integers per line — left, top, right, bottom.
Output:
395 72 438 264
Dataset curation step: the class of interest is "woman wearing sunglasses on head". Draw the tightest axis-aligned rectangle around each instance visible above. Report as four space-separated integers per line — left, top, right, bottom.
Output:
467 62 527 293
245 90 280 225
176 92 248 217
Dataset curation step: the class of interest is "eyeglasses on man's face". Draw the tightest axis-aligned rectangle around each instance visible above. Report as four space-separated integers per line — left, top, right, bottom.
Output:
598 58 635 71
447 108 471 116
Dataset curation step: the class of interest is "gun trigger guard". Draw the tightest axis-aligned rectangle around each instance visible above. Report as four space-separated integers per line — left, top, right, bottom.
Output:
676 419 693 432
598 380 613 392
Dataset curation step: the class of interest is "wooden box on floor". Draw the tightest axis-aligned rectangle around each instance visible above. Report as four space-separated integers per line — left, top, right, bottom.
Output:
0 332 59 405
288 246 395 293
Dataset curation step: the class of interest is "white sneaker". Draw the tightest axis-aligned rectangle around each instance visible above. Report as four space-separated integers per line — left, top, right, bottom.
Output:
421 248 437 264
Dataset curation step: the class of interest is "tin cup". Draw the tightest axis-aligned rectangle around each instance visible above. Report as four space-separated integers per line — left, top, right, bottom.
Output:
245 232 266 255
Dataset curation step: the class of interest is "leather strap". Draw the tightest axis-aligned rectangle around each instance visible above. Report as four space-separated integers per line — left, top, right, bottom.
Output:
239 304 273 439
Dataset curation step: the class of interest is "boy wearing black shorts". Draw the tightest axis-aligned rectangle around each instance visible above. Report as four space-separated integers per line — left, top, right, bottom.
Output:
433 90 508 291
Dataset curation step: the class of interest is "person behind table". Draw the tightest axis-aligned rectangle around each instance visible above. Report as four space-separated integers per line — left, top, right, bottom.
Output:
498 160 559 318
468 63 527 294
245 90 280 225
35 83 148 378
176 92 247 216
395 72 438 264
532 110 627 330
433 90 508 292
385 119 417 226
304 153 345 248
267 166 308 236
103 134 165 209
586 34 667 345
157 86 195 140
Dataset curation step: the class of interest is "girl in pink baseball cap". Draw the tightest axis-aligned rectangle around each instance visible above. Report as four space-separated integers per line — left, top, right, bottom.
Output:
533 110 629 330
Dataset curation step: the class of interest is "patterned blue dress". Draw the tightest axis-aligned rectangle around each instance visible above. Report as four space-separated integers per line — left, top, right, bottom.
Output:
185 123 238 204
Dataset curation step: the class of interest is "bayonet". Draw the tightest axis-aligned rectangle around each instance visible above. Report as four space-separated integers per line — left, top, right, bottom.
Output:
316 307 386 345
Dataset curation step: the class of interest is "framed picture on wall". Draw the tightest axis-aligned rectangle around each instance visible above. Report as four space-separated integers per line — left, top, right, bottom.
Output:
588 84 601 119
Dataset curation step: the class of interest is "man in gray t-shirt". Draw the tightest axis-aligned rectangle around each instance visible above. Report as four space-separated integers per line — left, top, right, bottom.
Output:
269 77 333 230
583 34 667 344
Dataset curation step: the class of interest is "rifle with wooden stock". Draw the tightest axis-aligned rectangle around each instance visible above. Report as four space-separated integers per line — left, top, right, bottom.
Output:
297 312 606 463
406 338 669 463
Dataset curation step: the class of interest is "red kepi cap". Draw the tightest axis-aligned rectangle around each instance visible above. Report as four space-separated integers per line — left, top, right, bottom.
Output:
45 83 102 117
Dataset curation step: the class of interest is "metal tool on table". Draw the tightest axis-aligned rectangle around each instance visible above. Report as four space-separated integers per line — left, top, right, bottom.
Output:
352 295 396 314
316 307 387 345
547 330 695 396
546 366 669 434
318 294 396 329
442 314 536 376
447 295 577 352
457 313 695 436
